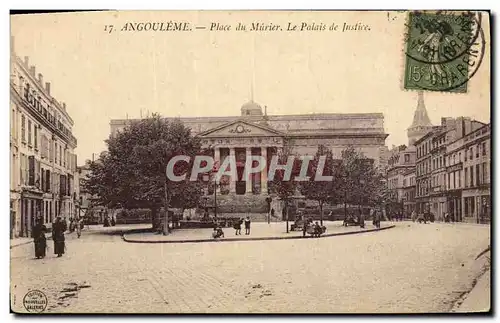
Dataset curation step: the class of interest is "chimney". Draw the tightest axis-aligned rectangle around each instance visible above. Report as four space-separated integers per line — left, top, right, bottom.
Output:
45 82 51 95
29 65 36 76
38 73 43 85
62 102 66 111
24 56 29 67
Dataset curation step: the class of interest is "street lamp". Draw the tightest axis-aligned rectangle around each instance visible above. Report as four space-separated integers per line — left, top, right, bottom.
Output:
202 173 218 220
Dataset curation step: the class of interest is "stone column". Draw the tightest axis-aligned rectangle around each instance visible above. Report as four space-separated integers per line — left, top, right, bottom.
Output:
245 147 252 195
261 147 268 195
214 147 221 194
229 147 236 194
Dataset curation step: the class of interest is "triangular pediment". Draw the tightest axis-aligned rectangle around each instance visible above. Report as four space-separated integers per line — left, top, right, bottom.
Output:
198 119 284 138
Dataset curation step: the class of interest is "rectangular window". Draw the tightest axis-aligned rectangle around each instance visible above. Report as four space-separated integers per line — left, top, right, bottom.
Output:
470 166 474 187
476 144 480 158
470 148 473 160
465 149 468 161
34 125 38 149
27 120 32 146
21 115 26 142
465 168 468 188
458 170 461 188
55 142 58 164
476 164 480 186
482 142 487 156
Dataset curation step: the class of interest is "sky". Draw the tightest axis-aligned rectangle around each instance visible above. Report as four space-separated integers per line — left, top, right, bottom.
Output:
11 11 491 163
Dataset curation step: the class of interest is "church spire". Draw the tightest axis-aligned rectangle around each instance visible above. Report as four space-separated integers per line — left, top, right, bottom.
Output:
410 91 432 128
407 91 434 146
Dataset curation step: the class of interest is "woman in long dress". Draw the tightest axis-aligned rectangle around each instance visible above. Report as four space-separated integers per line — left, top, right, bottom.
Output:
33 217 47 259
52 216 67 257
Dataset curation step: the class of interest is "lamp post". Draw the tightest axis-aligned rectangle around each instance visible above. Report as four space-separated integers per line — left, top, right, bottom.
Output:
202 173 218 221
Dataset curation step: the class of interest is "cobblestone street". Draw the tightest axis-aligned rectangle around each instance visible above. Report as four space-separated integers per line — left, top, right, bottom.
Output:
10 222 490 313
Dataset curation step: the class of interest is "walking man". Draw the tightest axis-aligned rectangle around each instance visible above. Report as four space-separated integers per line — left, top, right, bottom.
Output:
244 216 251 235
52 216 67 257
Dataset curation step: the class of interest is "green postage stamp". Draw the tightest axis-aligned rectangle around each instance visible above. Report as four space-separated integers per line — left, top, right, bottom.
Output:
404 11 485 93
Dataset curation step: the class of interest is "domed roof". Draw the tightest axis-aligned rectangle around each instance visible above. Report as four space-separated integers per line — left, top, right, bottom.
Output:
241 100 263 116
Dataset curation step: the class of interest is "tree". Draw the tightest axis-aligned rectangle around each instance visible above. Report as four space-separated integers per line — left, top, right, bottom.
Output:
268 147 302 233
298 145 340 226
337 146 382 221
83 114 204 232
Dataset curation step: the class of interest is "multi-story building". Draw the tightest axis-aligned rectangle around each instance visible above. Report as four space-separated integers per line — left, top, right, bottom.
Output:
387 144 416 214
402 168 416 218
10 38 78 238
448 123 491 223
385 91 429 218
415 117 486 221
110 100 389 213
415 127 438 215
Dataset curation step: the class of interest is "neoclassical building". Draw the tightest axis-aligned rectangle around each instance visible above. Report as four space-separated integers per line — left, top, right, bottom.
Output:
110 101 388 211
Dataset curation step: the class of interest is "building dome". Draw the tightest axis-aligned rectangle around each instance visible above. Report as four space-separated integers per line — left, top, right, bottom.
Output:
241 100 263 116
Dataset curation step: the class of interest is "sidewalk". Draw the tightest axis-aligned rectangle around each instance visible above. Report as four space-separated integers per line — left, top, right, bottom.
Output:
123 221 395 244
10 233 52 249
454 268 491 313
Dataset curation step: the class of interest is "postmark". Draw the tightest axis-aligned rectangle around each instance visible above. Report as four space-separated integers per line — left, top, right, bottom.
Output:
404 11 486 93
23 290 48 313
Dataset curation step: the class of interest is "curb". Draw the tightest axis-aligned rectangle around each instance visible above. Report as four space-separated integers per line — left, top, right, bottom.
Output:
122 225 396 244
10 234 53 249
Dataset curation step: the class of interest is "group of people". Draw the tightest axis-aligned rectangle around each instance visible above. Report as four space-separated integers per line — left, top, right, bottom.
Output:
211 216 252 239
32 216 68 259
233 217 251 235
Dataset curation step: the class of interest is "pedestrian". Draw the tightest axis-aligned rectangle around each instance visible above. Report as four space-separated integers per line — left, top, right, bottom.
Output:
33 217 47 259
110 216 116 227
411 210 416 222
302 219 308 237
103 216 110 227
76 217 82 238
52 216 67 257
359 212 365 229
244 216 251 235
374 209 381 229
270 208 275 220
233 218 242 235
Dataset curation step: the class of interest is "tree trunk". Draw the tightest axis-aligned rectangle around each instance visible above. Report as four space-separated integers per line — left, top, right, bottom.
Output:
319 201 323 226
151 207 159 231
344 188 348 223
285 201 289 233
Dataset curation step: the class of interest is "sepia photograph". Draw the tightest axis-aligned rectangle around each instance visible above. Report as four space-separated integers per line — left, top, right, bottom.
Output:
9 10 491 314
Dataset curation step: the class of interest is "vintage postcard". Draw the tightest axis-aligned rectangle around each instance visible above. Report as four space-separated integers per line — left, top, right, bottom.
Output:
9 10 491 314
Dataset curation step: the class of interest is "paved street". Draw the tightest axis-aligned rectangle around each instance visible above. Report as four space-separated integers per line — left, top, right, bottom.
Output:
10 222 490 313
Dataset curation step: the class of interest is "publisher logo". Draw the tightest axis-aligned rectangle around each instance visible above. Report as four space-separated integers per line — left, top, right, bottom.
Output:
23 290 47 313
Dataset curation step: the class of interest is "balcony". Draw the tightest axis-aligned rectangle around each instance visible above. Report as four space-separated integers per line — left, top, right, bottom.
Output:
446 162 463 173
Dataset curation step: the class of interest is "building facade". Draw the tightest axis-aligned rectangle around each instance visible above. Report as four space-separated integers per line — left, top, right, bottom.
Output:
387 144 416 216
110 101 388 212
415 117 486 221
10 42 78 238
450 123 491 223
402 168 416 218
